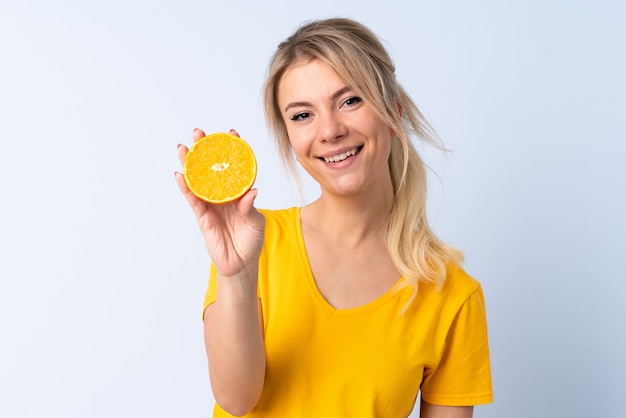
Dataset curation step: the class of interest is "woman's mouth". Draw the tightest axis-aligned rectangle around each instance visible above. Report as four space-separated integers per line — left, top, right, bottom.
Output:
321 146 363 163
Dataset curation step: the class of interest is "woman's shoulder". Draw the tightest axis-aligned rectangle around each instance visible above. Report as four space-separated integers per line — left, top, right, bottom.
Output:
445 263 481 289
421 262 483 304
413 263 486 322
257 207 302 240
257 207 304 260
439 263 484 305
258 206 300 225
258 206 298 216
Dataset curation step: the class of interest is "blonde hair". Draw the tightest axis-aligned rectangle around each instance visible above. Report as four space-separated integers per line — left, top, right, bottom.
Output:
263 18 462 302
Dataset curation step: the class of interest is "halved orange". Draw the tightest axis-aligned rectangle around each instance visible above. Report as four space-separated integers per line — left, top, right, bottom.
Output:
184 132 257 204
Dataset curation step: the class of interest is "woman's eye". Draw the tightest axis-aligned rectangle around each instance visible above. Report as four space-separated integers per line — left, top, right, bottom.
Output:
343 96 363 106
291 112 310 121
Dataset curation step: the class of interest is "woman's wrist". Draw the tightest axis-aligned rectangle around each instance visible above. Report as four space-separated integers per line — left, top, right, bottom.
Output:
216 262 260 300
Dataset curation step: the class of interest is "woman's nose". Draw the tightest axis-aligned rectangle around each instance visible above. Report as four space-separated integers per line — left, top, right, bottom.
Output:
318 111 347 143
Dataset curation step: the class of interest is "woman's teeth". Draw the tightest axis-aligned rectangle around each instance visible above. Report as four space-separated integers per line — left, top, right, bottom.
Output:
323 147 359 163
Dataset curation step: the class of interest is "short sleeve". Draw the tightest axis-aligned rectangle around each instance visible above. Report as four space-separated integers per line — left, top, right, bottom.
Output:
420 285 493 406
201 263 218 321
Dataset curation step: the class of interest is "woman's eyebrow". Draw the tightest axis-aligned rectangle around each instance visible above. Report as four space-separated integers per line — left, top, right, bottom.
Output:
283 86 353 113
330 86 352 101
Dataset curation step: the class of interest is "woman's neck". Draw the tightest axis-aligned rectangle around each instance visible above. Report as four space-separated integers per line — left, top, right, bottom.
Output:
302 188 394 247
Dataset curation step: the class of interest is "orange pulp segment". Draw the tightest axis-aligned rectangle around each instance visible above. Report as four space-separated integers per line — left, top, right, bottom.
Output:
184 133 257 203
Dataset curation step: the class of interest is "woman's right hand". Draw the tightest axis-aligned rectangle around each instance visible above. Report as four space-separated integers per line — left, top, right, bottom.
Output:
174 128 266 279
176 130 266 415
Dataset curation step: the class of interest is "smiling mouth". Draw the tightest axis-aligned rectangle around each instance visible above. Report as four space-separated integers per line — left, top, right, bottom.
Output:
321 146 363 163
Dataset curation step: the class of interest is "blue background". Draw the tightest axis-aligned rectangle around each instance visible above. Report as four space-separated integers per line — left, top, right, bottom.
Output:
1 1 624 417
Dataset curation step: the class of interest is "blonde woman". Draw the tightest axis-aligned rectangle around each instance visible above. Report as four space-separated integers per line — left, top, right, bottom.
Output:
176 17 492 418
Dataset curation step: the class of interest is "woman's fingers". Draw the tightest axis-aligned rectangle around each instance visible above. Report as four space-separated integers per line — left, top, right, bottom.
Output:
176 127 253 225
177 143 188 167
237 188 258 215
193 128 206 142
174 171 211 220
174 171 196 205
192 128 239 142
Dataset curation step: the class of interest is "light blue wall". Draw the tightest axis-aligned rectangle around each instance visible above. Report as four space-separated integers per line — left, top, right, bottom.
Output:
1 1 624 417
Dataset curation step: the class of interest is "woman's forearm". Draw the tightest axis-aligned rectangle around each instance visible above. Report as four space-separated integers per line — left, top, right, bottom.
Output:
204 264 265 416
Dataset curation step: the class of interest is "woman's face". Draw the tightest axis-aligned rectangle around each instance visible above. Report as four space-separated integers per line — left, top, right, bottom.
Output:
277 59 395 198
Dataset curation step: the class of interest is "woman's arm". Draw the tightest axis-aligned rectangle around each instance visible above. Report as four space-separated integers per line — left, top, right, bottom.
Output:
204 270 265 416
176 128 266 416
420 399 473 418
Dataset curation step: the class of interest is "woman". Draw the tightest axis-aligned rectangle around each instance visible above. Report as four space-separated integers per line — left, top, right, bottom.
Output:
176 17 492 418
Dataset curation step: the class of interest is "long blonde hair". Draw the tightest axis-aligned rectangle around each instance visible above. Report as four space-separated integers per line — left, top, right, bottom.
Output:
263 18 462 302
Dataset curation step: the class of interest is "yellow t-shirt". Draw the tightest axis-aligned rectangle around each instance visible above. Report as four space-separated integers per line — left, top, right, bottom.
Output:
204 207 492 417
